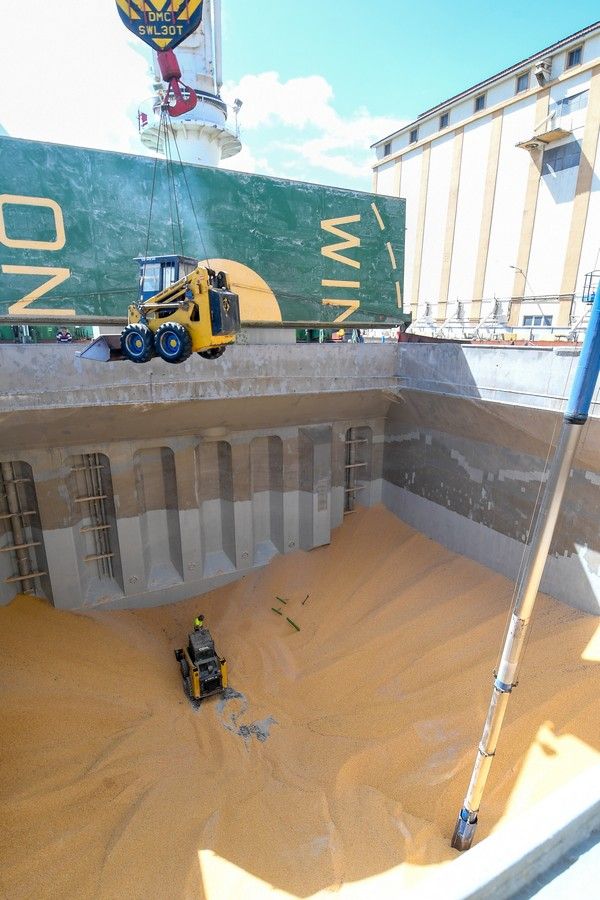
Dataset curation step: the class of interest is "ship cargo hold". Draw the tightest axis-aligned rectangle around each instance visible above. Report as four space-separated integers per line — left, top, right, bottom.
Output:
1 116 600 900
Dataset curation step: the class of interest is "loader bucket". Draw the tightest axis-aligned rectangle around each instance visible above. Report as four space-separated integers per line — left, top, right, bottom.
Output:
76 334 125 362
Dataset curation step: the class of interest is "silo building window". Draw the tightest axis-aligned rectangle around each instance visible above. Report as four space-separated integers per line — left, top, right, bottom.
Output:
566 45 582 68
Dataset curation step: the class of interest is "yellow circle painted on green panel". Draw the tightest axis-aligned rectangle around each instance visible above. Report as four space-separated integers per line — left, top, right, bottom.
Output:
199 259 282 323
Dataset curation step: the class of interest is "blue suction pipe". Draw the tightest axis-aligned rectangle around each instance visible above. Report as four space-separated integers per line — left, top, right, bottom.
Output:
451 285 600 851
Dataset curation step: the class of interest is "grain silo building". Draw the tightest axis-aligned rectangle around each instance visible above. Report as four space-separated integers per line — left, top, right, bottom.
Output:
372 22 600 339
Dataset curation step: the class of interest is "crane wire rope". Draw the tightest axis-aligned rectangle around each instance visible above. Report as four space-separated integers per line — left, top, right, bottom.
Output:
165 114 213 270
141 101 213 274
141 104 166 295
164 114 177 256
163 114 185 257
166 137 177 256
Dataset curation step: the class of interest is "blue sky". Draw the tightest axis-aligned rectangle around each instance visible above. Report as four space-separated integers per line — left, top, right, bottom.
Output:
223 1 599 119
219 1 599 187
1 2 598 189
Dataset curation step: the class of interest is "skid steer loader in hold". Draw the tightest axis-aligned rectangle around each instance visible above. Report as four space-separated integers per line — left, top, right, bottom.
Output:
175 618 228 705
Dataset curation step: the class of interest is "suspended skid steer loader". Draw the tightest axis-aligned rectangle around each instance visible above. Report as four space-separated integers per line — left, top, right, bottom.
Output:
108 4 241 367
121 258 241 364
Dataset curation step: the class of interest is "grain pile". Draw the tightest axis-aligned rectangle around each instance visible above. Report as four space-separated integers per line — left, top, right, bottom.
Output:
2 506 599 899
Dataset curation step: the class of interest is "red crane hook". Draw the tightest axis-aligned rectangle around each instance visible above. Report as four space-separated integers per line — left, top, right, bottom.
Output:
156 50 198 117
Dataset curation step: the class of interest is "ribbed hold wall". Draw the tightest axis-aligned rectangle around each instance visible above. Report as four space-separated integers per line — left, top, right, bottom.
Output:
251 436 284 566
68 453 123 604
133 447 184 590
197 441 236 578
0 345 384 610
3 344 597 613
0 419 382 610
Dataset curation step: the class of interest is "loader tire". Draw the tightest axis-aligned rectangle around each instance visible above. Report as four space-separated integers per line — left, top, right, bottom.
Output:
198 346 226 360
120 323 155 363
154 323 193 364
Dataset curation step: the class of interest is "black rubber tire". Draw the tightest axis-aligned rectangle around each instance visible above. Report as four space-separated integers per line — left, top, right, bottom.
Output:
198 346 226 360
179 658 190 678
120 323 155 363
154 322 193 364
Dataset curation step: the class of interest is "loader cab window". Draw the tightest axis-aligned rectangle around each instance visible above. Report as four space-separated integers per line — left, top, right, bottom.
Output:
141 263 161 295
161 262 177 289
138 256 197 302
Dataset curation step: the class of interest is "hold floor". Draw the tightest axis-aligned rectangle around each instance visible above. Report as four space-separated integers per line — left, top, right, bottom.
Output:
2 506 599 898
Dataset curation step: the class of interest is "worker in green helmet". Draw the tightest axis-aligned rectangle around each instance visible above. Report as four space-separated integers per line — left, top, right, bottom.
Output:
194 614 205 631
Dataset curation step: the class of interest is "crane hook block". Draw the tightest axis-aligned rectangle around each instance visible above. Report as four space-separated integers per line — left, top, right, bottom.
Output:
157 50 197 117
157 49 182 82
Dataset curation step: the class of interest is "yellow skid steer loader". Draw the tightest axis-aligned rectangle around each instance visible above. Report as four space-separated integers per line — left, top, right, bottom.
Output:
175 621 228 705
121 255 240 364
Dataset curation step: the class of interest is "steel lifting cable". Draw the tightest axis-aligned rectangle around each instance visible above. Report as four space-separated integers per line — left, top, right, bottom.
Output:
165 124 178 255
163 120 185 256
163 123 175 251
142 105 166 274
141 103 185 271
143 102 211 268
165 116 213 270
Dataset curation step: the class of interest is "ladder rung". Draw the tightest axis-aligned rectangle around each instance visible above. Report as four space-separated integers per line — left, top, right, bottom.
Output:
0 510 36 520
0 541 41 553
74 495 107 503
84 552 114 562
80 524 111 533
71 465 104 472
345 439 368 444
345 462 367 469
344 486 366 493
4 571 47 583
2 478 31 484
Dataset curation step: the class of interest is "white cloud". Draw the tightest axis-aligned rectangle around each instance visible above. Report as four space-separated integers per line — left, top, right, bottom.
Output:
219 144 275 177
222 72 406 188
222 72 336 130
0 1 151 155
0 4 405 190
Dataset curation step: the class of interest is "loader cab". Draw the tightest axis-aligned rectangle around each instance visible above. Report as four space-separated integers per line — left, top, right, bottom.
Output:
136 255 198 303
